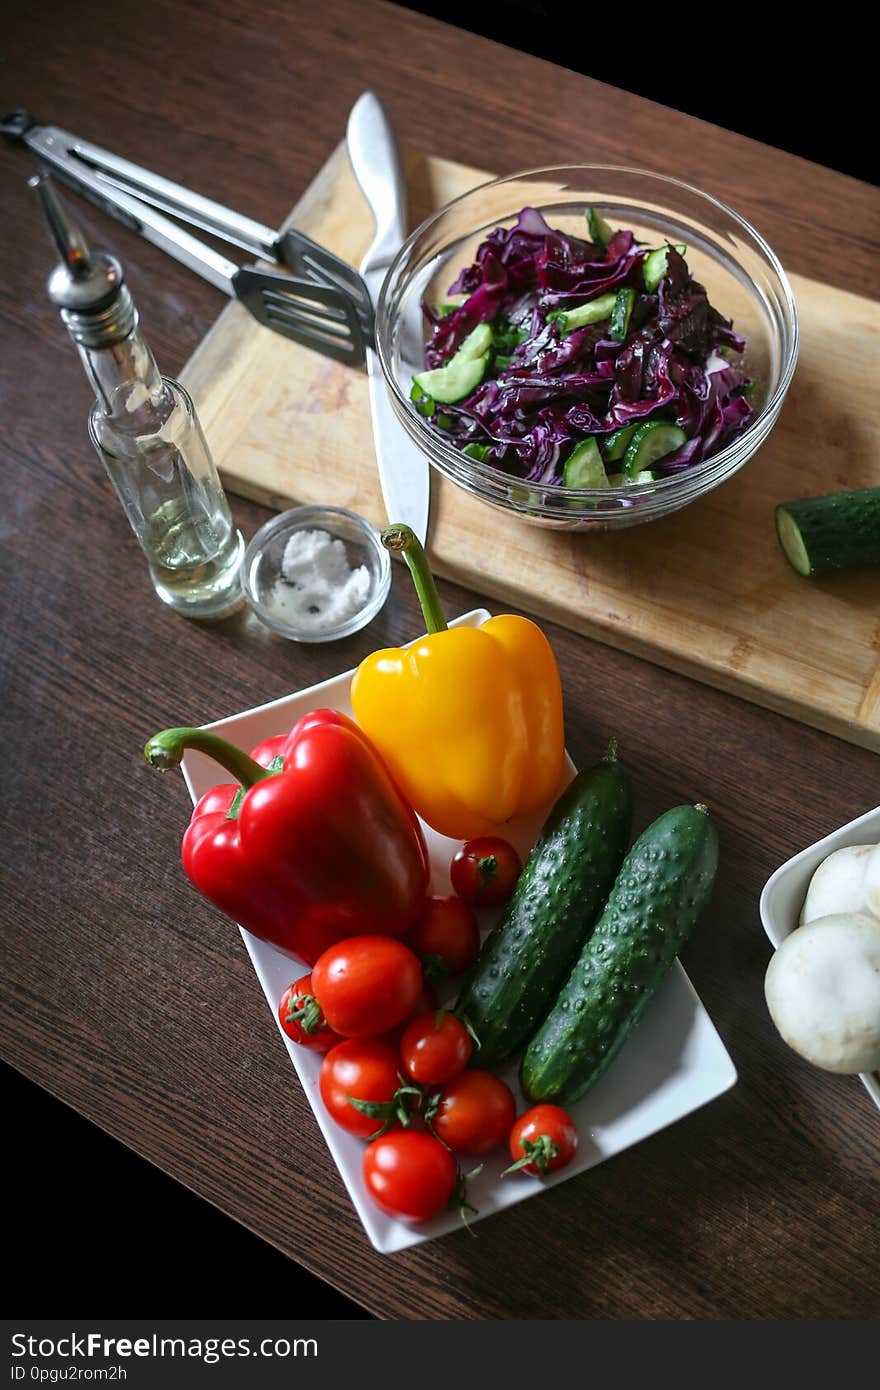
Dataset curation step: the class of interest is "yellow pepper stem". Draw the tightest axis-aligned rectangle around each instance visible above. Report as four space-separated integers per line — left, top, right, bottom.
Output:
382 524 448 634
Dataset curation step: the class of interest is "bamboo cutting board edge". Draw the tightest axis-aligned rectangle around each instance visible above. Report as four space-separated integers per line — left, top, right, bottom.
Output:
180 144 880 753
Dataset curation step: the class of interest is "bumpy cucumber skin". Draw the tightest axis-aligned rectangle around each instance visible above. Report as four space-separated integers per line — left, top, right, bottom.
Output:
776 488 880 576
455 755 632 1067
520 804 718 1106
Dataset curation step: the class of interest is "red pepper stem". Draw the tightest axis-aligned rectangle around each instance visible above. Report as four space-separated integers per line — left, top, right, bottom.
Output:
381 524 448 635
143 727 274 789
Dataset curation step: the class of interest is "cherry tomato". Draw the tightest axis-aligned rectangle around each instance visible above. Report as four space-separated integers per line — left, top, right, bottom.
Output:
363 1130 457 1223
278 973 341 1052
382 977 439 1048
430 1069 516 1155
407 895 480 978
319 1039 410 1139
400 1011 473 1086
450 837 522 907
311 936 423 1037
506 1105 579 1176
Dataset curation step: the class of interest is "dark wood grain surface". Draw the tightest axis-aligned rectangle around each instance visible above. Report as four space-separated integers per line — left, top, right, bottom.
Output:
2 0 878 1321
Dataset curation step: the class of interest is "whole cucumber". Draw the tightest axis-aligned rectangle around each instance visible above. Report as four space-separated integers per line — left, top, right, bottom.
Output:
521 803 718 1106
456 742 632 1066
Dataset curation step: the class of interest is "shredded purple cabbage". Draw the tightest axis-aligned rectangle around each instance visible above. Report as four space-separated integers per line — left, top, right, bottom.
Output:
416 209 753 483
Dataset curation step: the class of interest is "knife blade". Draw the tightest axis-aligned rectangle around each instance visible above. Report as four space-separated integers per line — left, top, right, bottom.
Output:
347 92 430 545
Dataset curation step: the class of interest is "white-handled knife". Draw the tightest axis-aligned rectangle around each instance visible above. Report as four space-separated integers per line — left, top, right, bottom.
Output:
347 92 430 545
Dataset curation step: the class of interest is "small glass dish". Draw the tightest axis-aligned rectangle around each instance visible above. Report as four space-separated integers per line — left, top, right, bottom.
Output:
376 165 799 531
242 505 391 642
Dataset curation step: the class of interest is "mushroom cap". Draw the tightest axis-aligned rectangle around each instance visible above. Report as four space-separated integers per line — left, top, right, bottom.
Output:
765 913 880 1074
800 844 877 925
865 845 880 919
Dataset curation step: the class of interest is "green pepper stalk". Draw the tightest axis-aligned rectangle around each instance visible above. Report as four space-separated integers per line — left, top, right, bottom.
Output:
144 726 273 788
382 524 448 635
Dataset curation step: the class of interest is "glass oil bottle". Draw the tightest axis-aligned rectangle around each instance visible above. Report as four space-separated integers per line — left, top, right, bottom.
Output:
32 172 244 619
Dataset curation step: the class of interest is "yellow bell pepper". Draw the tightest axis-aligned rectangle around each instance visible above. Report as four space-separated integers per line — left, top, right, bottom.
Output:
351 525 564 841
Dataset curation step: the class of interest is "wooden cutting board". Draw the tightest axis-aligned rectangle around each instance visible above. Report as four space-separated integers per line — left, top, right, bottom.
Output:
181 144 880 751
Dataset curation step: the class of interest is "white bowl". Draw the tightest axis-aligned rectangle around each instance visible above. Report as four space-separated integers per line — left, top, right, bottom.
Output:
759 805 880 1110
179 608 736 1251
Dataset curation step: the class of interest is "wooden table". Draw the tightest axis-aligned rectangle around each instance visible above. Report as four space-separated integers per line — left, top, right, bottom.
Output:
2 0 877 1321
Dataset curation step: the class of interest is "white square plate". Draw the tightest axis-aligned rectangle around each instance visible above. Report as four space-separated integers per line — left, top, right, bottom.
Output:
180 609 737 1252
760 804 880 1111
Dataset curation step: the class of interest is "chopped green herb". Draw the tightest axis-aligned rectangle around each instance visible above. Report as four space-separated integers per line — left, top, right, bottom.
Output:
463 442 491 462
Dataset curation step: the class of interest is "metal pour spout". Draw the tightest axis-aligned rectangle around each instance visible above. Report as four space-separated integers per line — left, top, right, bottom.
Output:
30 171 133 344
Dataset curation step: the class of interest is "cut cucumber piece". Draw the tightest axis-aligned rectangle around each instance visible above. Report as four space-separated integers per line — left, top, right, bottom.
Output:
412 323 494 404
643 242 687 292
456 323 493 361
548 292 617 334
413 351 489 405
587 207 613 248
563 438 608 489
602 424 640 461
609 288 636 342
775 488 880 577
623 421 687 475
607 469 657 486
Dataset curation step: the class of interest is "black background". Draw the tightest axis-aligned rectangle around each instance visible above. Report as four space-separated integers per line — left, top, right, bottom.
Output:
7 0 874 1319
398 0 873 184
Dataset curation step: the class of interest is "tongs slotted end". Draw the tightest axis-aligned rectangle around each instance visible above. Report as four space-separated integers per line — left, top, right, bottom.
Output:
238 267 369 365
7 107 374 368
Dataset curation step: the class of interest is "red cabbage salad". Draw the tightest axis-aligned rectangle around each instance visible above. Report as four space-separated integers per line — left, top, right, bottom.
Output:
411 207 754 488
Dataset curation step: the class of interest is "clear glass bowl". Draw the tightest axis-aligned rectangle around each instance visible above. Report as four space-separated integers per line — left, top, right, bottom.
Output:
242 505 391 642
376 166 799 530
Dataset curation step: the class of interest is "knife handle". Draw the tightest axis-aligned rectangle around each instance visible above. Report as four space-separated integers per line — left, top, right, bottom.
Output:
347 92 407 263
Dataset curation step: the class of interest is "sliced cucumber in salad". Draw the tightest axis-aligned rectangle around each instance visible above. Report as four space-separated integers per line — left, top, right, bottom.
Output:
548 292 617 335
643 243 687 292
607 469 657 486
587 207 614 249
456 323 494 360
623 421 687 475
413 324 492 404
563 438 608 489
609 288 636 342
602 424 640 461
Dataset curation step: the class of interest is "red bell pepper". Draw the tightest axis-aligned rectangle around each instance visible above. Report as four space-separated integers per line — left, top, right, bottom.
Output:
145 709 430 965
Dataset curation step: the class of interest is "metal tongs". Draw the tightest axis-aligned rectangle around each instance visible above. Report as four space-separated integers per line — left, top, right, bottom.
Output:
2 108 373 365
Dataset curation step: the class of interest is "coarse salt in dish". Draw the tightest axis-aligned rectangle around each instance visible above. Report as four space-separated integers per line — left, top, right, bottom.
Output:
242 505 392 643
273 529 371 632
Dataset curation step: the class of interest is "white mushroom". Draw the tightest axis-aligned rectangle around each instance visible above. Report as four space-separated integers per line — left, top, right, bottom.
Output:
865 845 880 919
800 844 879 924
764 913 880 1074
